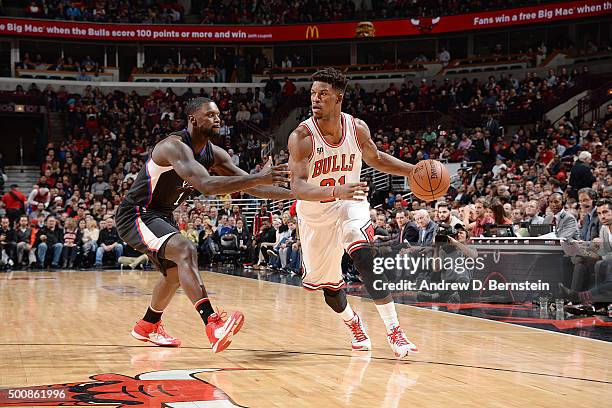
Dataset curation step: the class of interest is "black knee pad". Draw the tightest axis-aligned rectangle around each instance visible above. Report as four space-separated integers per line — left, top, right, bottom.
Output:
351 247 390 301
323 288 347 313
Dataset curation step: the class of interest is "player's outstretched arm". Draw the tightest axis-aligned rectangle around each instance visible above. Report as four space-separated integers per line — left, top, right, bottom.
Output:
210 145 295 200
155 138 289 196
355 118 415 177
288 127 368 201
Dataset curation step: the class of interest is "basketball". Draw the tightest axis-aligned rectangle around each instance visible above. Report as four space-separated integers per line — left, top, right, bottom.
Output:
409 160 450 201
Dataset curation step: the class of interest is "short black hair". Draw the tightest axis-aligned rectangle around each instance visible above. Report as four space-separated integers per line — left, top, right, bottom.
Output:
185 97 213 116
311 67 347 93
596 198 611 208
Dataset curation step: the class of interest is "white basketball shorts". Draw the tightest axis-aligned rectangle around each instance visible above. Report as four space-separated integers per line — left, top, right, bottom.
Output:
296 200 375 291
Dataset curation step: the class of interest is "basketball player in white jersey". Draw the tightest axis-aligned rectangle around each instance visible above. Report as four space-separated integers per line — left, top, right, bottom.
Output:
288 67 419 358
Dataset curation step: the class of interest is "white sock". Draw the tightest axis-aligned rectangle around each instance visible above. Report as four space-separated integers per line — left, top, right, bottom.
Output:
376 302 399 332
339 303 356 322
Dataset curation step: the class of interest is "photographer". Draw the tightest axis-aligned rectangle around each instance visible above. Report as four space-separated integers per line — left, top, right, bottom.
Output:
418 224 478 302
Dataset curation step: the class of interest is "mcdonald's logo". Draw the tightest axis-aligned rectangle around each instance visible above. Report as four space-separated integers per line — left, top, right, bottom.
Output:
305 25 319 39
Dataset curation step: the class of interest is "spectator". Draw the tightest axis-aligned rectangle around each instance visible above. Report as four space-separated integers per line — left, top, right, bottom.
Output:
123 165 139 183
464 198 494 237
435 201 463 228
207 206 219 226
281 78 296 99
376 210 418 250
2 184 26 226
94 218 123 268
81 219 99 265
578 187 601 241
373 213 390 238
490 198 512 225
15 215 36 268
250 107 264 124
281 56 292 68
91 174 110 199
235 104 251 122
560 198 612 300
228 149 240 167
230 205 247 228
524 200 544 224
414 209 438 246
26 1 44 17
28 186 50 212
181 222 199 245
219 200 232 218
543 193 579 239
232 218 251 260
438 47 451 67
253 203 272 238
35 215 63 268
61 218 81 268
0 217 16 267
253 218 277 268
267 217 297 269
217 215 233 237
198 217 219 267
569 151 596 199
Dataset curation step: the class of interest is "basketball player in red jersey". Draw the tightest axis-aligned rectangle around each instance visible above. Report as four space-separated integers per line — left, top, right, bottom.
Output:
287 68 418 358
116 97 292 352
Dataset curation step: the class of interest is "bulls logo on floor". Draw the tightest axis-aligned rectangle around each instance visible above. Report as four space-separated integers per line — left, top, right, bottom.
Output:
0 369 245 407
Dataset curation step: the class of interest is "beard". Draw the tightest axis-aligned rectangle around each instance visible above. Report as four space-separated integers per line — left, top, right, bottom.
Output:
195 126 219 139
206 126 220 137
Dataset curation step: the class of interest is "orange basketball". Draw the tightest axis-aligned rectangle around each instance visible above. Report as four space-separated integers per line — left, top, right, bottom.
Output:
409 159 450 201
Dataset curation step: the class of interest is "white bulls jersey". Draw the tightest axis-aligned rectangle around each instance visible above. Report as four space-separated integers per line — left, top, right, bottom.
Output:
295 112 374 291
296 112 364 223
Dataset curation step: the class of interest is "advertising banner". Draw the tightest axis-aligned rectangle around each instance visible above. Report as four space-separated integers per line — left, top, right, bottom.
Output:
0 0 609 42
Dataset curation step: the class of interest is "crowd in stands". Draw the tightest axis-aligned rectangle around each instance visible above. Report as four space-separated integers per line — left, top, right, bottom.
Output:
19 0 564 25
25 0 183 23
0 80 290 270
141 49 270 83
14 35 610 85
16 53 104 75
1 75 610 300
339 66 593 121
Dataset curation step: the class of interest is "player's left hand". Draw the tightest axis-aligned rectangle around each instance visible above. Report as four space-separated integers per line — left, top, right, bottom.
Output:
261 156 291 185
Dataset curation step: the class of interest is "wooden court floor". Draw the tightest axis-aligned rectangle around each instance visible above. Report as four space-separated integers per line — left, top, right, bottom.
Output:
0 270 611 407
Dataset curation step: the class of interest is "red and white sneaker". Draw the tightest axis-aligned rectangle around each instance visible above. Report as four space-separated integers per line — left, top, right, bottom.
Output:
345 314 371 351
206 311 245 353
386 326 418 358
131 320 181 347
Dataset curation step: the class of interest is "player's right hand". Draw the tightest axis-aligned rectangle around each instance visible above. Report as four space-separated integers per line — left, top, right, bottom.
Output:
260 156 291 185
332 182 369 201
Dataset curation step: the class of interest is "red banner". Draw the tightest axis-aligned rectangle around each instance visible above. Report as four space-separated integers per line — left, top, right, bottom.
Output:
0 0 609 42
